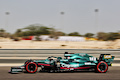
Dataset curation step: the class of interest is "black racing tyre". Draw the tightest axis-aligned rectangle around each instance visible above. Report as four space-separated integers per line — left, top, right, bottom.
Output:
25 60 33 65
25 62 38 73
95 61 108 73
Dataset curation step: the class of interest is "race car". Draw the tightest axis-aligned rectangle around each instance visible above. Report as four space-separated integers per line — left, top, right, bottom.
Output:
9 52 114 73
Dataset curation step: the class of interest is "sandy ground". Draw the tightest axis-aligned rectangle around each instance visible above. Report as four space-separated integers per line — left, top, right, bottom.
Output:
0 38 120 49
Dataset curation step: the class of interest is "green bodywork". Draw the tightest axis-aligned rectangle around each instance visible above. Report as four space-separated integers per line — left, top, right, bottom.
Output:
33 53 114 68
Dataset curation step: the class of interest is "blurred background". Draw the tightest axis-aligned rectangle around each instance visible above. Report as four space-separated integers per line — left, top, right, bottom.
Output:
0 0 120 49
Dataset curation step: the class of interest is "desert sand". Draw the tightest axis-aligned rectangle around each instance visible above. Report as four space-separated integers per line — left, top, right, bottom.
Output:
0 38 120 49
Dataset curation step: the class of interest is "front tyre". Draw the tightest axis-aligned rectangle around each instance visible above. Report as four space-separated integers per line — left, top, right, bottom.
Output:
25 60 33 65
95 61 108 73
25 62 38 73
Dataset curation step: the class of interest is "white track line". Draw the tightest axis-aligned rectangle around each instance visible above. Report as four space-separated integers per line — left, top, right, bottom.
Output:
111 63 120 66
0 57 48 59
0 63 24 66
114 58 120 60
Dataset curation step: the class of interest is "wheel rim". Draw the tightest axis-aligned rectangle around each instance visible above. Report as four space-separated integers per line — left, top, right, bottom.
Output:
99 63 106 71
26 62 38 73
97 61 108 73
28 64 36 71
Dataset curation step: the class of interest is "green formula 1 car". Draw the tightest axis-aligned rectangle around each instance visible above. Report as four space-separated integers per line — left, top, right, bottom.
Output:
9 52 114 73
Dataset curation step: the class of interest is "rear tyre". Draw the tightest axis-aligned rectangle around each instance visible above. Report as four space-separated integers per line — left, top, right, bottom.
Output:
25 62 38 73
95 61 108 73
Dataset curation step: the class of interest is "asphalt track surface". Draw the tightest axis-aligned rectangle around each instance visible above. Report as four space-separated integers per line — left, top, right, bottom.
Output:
0 49 120 80
0 67 120 80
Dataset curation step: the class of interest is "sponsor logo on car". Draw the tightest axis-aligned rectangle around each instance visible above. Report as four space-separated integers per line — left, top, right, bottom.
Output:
104 55 112 59
85 62 91 65
12 69 22 72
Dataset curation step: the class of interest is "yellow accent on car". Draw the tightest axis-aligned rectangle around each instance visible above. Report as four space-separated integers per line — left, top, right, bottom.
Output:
104 55 112 59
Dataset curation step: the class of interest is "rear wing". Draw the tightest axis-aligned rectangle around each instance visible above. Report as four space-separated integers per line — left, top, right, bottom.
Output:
99 54 114 60
99 54 115 66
